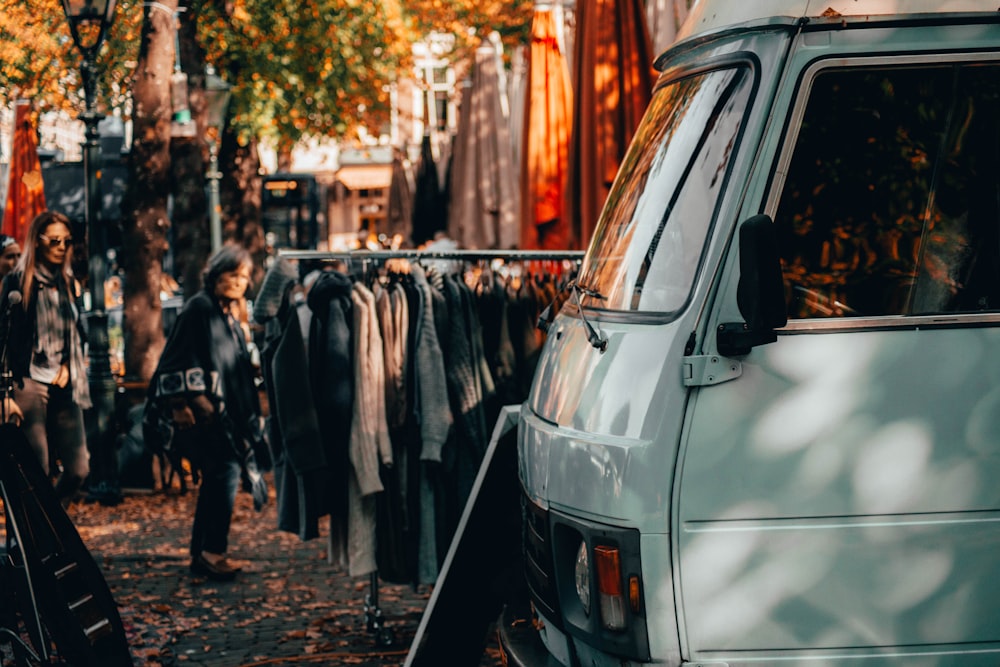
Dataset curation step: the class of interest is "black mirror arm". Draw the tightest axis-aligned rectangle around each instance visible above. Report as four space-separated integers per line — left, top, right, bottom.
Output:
716 322 777 357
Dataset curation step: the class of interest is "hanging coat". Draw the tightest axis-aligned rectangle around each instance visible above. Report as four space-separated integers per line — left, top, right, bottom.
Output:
345 282 393 577
306 271 355 563
269 295 330 540
411 135 446 246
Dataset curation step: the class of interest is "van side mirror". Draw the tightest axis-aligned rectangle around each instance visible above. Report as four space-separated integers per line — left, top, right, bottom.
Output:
717 214 787 356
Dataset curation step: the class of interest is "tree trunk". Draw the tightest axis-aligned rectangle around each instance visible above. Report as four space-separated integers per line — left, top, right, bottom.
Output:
220 127 266 291
171 2 210 299
121 0 177 383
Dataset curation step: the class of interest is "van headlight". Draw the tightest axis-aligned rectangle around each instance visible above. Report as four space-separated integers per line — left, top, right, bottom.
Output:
550 515 650 659
573 539 629 630
574 540 591 615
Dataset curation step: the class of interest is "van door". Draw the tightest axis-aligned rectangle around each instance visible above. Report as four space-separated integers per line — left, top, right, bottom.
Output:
677 54 1000 663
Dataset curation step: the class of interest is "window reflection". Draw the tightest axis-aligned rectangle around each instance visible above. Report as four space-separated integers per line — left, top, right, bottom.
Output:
579 66 751 313
775 62 1000 319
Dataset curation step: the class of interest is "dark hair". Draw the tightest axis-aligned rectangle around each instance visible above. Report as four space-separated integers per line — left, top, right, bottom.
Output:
0 234 16 250
202 244 252 295
17 211 75 310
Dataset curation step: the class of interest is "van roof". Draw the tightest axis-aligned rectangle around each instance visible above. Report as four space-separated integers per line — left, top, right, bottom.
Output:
676 0 999 43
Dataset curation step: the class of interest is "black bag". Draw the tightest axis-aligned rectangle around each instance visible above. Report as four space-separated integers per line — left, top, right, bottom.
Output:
140 399 170 457
240 453 268 512
220 411 268 512
140 399 206 473
244 414 273 473
117 403 155 490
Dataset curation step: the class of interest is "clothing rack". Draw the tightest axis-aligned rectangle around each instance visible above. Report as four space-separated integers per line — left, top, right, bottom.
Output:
274 246 582 647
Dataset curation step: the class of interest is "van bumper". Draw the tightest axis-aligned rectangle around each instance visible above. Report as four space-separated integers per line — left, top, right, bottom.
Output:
496 603 564 667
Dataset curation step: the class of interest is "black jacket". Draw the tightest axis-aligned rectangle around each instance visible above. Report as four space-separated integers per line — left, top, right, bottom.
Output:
306 271 355 522
144 291 262 461
0 270 86 386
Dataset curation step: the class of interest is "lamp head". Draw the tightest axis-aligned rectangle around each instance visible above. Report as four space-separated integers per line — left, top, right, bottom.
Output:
61 0 117 56
204 67 233 136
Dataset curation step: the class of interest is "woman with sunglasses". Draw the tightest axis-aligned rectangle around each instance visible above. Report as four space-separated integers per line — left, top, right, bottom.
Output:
0 211 90 508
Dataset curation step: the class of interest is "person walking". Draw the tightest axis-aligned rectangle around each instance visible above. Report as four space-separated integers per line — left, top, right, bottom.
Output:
0 235 23 424
0 234 22 278
144 245 266 582
0 211 90 508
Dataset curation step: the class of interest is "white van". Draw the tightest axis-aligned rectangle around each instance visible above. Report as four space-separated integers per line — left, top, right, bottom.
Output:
501 2 1000 666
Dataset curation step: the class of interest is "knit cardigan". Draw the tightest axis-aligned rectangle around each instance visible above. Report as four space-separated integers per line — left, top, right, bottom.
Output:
410 265 453 463
349 282 392 495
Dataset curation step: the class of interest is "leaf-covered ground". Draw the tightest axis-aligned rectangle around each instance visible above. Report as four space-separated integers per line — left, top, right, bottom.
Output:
5 476 505 666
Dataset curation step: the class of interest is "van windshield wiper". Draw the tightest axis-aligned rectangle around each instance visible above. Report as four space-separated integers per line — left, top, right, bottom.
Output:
574 282 606 301
571 281 608 352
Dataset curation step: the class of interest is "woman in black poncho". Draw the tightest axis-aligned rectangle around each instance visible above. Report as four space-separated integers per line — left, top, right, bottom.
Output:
145 245 265 582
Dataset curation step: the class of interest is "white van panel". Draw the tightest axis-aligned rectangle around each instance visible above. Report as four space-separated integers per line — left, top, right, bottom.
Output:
678 325 1000 657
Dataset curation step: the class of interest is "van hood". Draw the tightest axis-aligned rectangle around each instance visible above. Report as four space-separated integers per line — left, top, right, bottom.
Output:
527 309 681 441
520 310 690 525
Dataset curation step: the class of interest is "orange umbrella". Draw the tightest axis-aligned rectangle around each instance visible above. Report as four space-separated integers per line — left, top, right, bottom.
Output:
520 8 574 250
3 100 47 244
568 0 655 250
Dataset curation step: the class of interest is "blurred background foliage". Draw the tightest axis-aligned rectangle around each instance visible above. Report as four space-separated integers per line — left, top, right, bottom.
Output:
0 0 534 150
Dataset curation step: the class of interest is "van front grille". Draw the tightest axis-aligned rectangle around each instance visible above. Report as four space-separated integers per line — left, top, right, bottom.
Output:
522 493 561 627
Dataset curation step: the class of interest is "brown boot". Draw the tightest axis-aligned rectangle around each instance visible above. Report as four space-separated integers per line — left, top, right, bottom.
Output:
190 553 238 582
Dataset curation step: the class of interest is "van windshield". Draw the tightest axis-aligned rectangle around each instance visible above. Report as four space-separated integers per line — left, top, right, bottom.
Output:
577 66 752 313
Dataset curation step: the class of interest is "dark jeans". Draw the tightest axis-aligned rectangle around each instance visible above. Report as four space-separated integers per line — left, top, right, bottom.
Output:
188 424 241 558
15 377 89 504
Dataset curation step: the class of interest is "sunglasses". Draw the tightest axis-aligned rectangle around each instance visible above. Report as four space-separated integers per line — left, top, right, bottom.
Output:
39 234 72 248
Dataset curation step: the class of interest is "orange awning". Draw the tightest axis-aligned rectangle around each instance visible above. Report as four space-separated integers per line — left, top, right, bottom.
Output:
568 0 655 249
336 165 393 191
3 100 47 243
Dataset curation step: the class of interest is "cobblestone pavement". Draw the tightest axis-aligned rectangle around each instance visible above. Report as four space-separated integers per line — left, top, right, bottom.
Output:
51 478 504 667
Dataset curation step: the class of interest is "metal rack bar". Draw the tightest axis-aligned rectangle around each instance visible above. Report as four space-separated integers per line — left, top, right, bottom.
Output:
277 249 585 262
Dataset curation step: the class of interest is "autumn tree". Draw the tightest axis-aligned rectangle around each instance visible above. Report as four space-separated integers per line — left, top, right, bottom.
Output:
198 0 413 154
0 0 140 116
185 0 417 282
406 0 533 64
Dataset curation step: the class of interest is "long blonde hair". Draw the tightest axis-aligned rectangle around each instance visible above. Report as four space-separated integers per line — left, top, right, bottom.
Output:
16 211 77 310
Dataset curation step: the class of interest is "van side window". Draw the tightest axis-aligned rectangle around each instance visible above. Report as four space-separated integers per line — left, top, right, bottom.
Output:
775 62 1000 319
577 66 752 313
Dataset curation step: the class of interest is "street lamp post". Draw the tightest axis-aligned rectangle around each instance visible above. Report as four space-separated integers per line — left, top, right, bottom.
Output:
61 0 120 505
204 69 232 252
